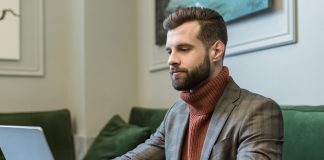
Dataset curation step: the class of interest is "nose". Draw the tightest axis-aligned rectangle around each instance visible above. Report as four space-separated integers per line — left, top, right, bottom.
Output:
167 52 180 66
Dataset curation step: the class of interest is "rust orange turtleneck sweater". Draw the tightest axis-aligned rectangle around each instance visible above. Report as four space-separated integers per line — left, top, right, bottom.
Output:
180 67 229 160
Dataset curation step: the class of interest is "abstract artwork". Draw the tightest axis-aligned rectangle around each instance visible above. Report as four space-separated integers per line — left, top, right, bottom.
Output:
0 0 20 60
155 0 272 45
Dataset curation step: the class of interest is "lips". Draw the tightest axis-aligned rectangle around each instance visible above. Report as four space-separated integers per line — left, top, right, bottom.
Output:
170 69 179 75
170 68 186 78
172 71 182 77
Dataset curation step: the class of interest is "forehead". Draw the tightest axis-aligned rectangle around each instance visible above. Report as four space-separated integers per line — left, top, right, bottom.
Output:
166 21 201 47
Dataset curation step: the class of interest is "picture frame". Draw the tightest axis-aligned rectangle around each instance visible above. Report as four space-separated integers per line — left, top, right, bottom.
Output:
0 0 44 76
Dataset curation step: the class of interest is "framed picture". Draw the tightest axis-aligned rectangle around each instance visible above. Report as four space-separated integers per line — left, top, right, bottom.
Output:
0 0 44 76
0 0 20 60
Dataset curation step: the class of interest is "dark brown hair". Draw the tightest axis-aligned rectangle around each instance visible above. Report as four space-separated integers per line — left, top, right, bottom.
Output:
163 7 227 49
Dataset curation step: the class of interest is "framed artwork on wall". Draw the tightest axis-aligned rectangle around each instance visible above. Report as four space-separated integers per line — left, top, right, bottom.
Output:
0 0 44 76
0 0 20 60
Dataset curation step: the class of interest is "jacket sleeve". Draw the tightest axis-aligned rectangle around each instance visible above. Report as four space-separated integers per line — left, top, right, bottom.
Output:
112 109 170 160
236 99 284 160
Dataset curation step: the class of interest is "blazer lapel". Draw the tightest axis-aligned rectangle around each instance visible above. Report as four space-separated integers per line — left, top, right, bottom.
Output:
200 78 241 160
172 102 189 160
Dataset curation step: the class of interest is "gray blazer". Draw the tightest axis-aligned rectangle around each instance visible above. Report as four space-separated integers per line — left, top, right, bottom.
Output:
114 78 283 160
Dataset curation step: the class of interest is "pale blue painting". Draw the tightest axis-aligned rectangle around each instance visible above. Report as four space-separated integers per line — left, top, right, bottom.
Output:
165 0 272 22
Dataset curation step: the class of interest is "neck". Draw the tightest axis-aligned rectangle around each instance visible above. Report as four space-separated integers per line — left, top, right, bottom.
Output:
187 66 223 93
180 67 229 115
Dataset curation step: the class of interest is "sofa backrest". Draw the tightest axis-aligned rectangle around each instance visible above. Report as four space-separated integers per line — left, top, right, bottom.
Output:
128 106 168 134
281 105 324 160
0 109 75 160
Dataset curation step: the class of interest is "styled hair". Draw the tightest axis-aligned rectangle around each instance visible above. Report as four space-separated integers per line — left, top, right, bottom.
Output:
163 7 228 49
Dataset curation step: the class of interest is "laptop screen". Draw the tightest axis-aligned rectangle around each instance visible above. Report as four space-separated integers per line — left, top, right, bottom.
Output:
0 125 54 160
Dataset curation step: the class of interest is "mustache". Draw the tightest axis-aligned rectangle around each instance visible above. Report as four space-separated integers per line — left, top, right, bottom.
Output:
169 67 188 74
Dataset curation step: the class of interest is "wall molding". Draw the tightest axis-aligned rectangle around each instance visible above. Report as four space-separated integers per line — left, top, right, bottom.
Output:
0 0 44 76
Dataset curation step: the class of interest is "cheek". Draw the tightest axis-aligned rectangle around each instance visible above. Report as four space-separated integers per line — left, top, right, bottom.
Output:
187 53 207 68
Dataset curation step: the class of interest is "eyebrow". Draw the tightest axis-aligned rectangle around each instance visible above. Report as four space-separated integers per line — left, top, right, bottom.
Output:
165 43 194 50
176 43 194 48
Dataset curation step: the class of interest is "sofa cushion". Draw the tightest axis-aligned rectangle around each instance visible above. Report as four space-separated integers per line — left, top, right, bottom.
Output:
128 106 168 133
281 105 324 160
84 114 150 160
0 109 75 160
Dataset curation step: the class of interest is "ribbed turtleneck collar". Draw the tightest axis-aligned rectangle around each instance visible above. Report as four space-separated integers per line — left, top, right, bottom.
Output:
180 67 229 115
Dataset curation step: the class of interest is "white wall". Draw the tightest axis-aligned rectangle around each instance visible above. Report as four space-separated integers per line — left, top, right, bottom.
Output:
83 0 138 136
67 0 139 158
65 0 87 158
136 0 324 108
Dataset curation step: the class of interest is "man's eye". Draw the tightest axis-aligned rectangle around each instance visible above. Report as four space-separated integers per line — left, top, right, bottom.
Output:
165 49 172 55
179 48 190 52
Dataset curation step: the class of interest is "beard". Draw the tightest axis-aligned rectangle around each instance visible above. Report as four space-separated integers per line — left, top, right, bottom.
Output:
171 54 210 91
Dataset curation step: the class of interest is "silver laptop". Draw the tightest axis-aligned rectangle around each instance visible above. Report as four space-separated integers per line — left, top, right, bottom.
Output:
0 125 54 160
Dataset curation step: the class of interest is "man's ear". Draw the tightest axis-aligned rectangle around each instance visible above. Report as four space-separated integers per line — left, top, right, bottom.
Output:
209 40 225 62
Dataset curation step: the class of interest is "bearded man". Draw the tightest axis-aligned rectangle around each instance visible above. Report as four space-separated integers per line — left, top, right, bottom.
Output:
114 7 283 160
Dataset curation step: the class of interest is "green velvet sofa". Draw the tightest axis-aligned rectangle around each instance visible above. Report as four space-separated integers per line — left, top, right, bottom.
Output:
85 105 324 160
1 106 323 160
281 105 324 160
0 109 75 160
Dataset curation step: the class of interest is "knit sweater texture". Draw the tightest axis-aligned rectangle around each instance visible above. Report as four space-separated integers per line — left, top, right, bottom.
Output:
180 67 229 160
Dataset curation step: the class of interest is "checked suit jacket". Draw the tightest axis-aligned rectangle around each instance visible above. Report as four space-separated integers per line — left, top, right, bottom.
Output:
114 78 284 160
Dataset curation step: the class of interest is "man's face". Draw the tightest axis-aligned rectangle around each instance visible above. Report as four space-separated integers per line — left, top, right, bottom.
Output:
165 21 211 91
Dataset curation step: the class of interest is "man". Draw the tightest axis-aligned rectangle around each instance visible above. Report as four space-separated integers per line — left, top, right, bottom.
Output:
115 7 283 160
